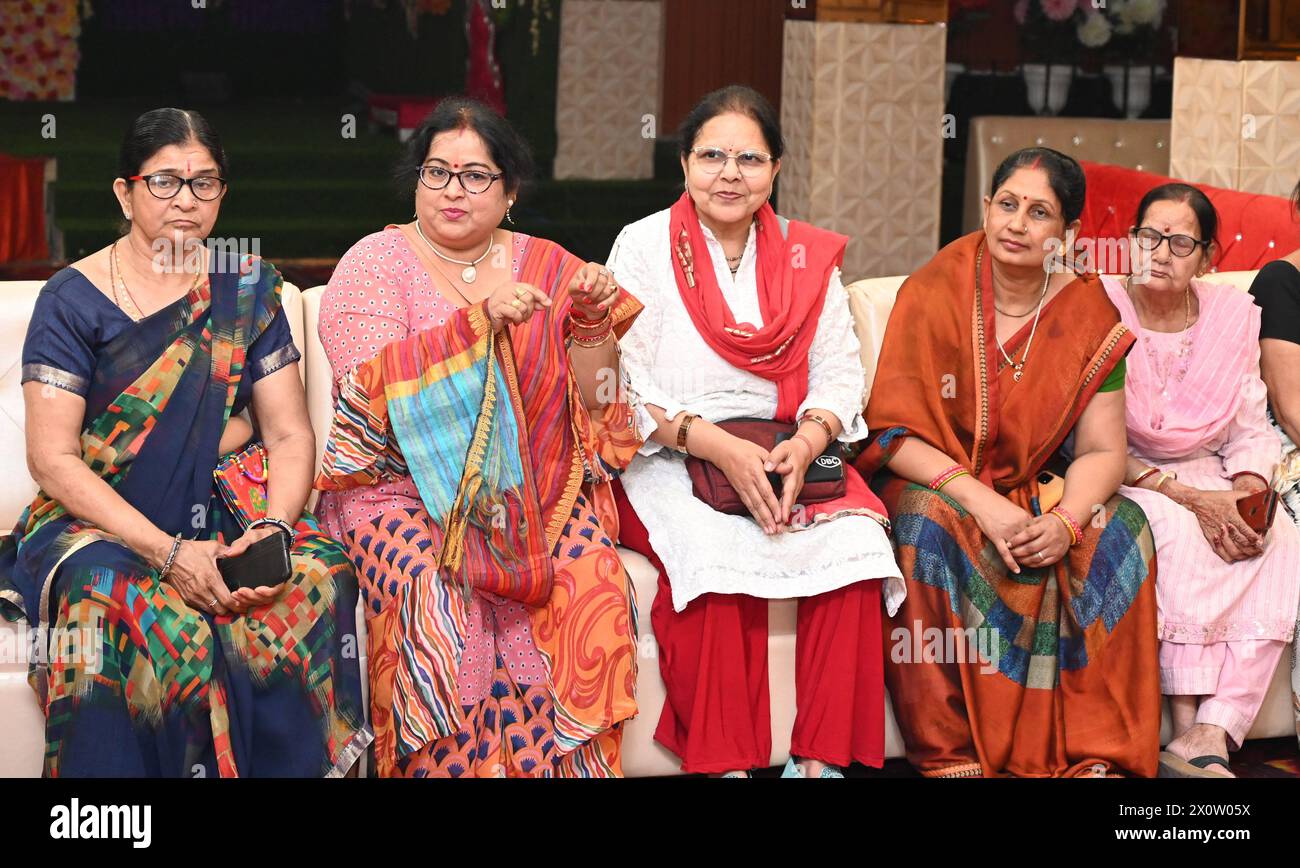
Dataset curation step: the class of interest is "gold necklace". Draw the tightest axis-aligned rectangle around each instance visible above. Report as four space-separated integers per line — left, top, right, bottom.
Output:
111 238 202 321
993 267 1051 382
110 240 146 321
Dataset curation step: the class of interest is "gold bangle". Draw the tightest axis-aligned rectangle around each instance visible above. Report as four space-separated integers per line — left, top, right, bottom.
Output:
1132 466 1160 487
799 412 835 445
569 330 612 349
1154 471 1176 491
676 413 699 453
570 307 612 331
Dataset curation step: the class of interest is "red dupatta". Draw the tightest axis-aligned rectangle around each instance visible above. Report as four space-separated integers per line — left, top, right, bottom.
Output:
668 193 848 420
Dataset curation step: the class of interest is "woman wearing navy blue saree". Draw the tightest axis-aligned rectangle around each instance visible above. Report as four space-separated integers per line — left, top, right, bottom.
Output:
0 109 369 777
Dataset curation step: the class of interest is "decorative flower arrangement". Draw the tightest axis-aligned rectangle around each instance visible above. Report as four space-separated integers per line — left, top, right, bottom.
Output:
1013 0 1093 63
1010 0 1167 62
0 0 83 101
1076 0 1167 59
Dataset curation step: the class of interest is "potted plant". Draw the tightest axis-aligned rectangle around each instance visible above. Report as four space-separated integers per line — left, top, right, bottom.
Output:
1098 0 1168 117
1015 0 1090 115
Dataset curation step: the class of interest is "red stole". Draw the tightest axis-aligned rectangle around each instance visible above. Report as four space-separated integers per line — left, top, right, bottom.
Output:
667 193 848 419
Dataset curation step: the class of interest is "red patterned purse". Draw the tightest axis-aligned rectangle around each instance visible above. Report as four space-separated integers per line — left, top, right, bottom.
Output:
214 441 270 529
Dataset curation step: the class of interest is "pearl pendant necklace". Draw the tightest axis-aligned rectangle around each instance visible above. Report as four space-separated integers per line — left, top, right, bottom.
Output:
415 220 493 284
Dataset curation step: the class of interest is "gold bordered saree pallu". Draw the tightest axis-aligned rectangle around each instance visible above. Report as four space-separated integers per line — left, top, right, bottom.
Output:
855 231 1160 778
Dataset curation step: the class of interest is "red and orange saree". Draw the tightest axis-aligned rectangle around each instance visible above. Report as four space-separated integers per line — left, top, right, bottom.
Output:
317 230 644 777
856 231 1160 778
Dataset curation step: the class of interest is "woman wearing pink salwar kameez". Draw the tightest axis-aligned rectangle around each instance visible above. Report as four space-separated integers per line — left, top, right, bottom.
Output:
1103 183 1300 778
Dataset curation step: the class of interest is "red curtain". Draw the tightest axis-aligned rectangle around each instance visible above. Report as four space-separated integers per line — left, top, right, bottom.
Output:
0 154 49 263
464 0 505 115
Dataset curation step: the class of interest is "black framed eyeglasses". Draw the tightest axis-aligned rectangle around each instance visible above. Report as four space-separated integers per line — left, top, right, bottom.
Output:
1130 226 1209 258
129 173 227 201
418 165 505 194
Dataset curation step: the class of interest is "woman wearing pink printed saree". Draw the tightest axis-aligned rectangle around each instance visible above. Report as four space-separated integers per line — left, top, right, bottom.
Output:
314 98 645 778
1106 183 1300 778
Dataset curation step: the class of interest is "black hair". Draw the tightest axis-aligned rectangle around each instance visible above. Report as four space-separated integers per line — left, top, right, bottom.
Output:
989 147 1087 223
677 85 785 160
119 107 227 182
1132 182 1219 247
396 96 534 199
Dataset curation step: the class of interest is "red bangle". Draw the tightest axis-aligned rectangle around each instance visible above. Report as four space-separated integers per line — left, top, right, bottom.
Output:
569 330 612 349
1049 506 1082 546
792 432 819 460
570 307 612 329
928 464 969 491
1132 467 1160 488
1230 471 1269 489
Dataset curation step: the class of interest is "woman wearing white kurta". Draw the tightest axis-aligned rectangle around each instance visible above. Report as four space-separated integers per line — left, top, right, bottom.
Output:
608 86 903 779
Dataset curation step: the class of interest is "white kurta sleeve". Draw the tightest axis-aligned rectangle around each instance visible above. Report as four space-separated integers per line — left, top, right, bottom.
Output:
608 224 685 456
797 268 870 443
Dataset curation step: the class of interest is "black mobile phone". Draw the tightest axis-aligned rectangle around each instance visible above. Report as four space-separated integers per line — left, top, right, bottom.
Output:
218 532 292 592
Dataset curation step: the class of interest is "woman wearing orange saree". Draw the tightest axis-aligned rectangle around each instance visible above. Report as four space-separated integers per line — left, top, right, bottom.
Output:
314 98 643 777
855 148 1161 777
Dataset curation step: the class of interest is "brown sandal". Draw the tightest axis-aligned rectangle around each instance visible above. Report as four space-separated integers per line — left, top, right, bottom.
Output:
1157 750 1233 778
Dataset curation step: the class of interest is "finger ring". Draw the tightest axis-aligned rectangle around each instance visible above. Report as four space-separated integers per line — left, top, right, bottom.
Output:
600 268 609 278
512 298 525 310
514 287 528 299
1036 550 1045 560
208 598 219 609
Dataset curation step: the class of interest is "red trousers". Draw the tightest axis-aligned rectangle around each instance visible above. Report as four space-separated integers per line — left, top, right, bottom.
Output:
616 489 886 774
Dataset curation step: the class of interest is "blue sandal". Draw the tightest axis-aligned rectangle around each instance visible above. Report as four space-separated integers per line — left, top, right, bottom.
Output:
782 757 845 778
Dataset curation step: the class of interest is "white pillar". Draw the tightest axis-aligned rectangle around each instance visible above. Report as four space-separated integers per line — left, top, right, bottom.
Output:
780 19 947 281
553 0 663 180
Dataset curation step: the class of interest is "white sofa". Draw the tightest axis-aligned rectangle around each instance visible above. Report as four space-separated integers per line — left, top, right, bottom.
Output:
0 269 1293 778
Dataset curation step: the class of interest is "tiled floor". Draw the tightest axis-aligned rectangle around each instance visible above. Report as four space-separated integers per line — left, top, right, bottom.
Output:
744 739 1300 778
0 675 43 778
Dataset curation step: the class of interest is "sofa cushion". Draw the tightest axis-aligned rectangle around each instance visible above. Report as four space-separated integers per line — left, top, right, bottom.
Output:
0 282 46 531
843 275 905 400
1079 161 1300 273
